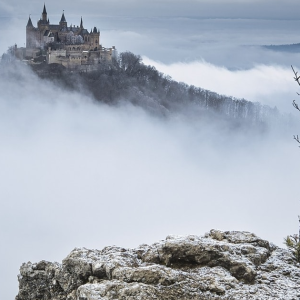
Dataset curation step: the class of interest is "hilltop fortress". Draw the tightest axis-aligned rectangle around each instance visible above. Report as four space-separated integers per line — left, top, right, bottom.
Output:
14 4 116 70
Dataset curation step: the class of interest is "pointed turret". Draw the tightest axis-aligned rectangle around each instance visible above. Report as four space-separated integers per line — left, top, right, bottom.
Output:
60 11 66 22
80 17 83 29
26 15 35 48
59 10 67 28
93 26 97 33
42 4 47 21
26 16 33 27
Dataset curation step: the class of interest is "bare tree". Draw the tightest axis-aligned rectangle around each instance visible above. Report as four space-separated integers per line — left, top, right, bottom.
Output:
291 66 300 145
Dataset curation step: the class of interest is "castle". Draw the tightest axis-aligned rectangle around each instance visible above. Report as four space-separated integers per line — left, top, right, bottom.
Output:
16 4 116 69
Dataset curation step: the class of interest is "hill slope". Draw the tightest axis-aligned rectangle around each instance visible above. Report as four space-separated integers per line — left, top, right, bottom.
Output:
28 52 281 129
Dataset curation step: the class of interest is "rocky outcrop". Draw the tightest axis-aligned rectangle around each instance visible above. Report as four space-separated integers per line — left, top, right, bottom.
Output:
16 230 300 300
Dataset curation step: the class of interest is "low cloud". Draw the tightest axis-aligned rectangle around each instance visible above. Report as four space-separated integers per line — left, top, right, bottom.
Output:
0 63 299 299
143 57 299 114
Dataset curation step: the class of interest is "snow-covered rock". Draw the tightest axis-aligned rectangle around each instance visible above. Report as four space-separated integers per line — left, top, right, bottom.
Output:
15 230 300 300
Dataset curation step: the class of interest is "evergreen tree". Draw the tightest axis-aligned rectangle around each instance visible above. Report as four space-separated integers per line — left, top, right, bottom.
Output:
284 216 300 263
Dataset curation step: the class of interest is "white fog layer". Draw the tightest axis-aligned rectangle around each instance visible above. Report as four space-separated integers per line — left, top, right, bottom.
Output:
0 63 299 299
142 58 298 114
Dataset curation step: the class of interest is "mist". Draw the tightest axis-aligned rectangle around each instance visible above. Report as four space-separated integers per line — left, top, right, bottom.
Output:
142 58 298 114
0 60 299 299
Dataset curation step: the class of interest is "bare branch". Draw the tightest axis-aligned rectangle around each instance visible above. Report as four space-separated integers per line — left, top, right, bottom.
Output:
291 65 300 86
293 100 300 112
293 135 300 145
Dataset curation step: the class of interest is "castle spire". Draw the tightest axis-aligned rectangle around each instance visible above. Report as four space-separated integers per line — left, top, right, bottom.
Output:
60 11 66 22
80 17 83 28
43 4 47 14
26 15 33 27
42 4 47 22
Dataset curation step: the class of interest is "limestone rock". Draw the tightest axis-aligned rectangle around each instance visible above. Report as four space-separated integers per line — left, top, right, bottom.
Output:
16 230 300 300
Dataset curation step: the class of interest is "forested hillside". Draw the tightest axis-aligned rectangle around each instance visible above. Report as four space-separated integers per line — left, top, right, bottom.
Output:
3 51 283 130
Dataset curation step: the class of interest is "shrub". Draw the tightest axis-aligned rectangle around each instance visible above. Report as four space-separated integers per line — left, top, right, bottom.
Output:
284 234 300 262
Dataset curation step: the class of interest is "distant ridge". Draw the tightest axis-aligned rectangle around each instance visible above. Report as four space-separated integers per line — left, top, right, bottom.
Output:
263 43 300 53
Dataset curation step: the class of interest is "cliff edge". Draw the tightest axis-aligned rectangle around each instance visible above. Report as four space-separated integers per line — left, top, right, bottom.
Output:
16 230 300 300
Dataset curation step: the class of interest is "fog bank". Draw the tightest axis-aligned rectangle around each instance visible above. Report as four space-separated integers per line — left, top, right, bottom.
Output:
0 63 299 299
143 58 299 114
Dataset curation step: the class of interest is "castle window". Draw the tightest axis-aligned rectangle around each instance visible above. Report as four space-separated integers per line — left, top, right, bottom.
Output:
95 40 98 44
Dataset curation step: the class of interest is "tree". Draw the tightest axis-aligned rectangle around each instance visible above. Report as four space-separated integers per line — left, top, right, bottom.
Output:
284 216 300 263
118 52 142 75
291 66 300 144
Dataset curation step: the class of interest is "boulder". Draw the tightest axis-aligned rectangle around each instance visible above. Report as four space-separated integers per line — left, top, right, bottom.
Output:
16 230 300 300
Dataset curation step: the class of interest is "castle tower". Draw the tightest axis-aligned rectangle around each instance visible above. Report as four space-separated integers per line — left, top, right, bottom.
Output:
80 17 83 29
26 16 33 28
37 4 49 33
26 16 36 48
59 11 67 28
42 4 47 22
90 26 100 50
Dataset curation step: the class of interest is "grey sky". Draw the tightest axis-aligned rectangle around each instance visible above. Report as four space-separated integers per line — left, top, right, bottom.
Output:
2 0 300 19
1 0 300 67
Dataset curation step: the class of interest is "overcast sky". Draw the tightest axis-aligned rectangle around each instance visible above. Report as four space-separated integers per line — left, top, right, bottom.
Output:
2 0 300 19
1 1 300 300
1 0 300 66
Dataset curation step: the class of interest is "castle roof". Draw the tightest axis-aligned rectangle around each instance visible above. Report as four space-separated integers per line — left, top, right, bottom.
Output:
60 12 66 22
93 27 97 33
43 4 47 14
69 26 80 33
49 24 60 30
43 30 53 37
27 16 33 27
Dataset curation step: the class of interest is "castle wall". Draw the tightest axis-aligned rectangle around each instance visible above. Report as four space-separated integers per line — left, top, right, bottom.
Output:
47 49 66 64
26 28 40 48
25 48 40 59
